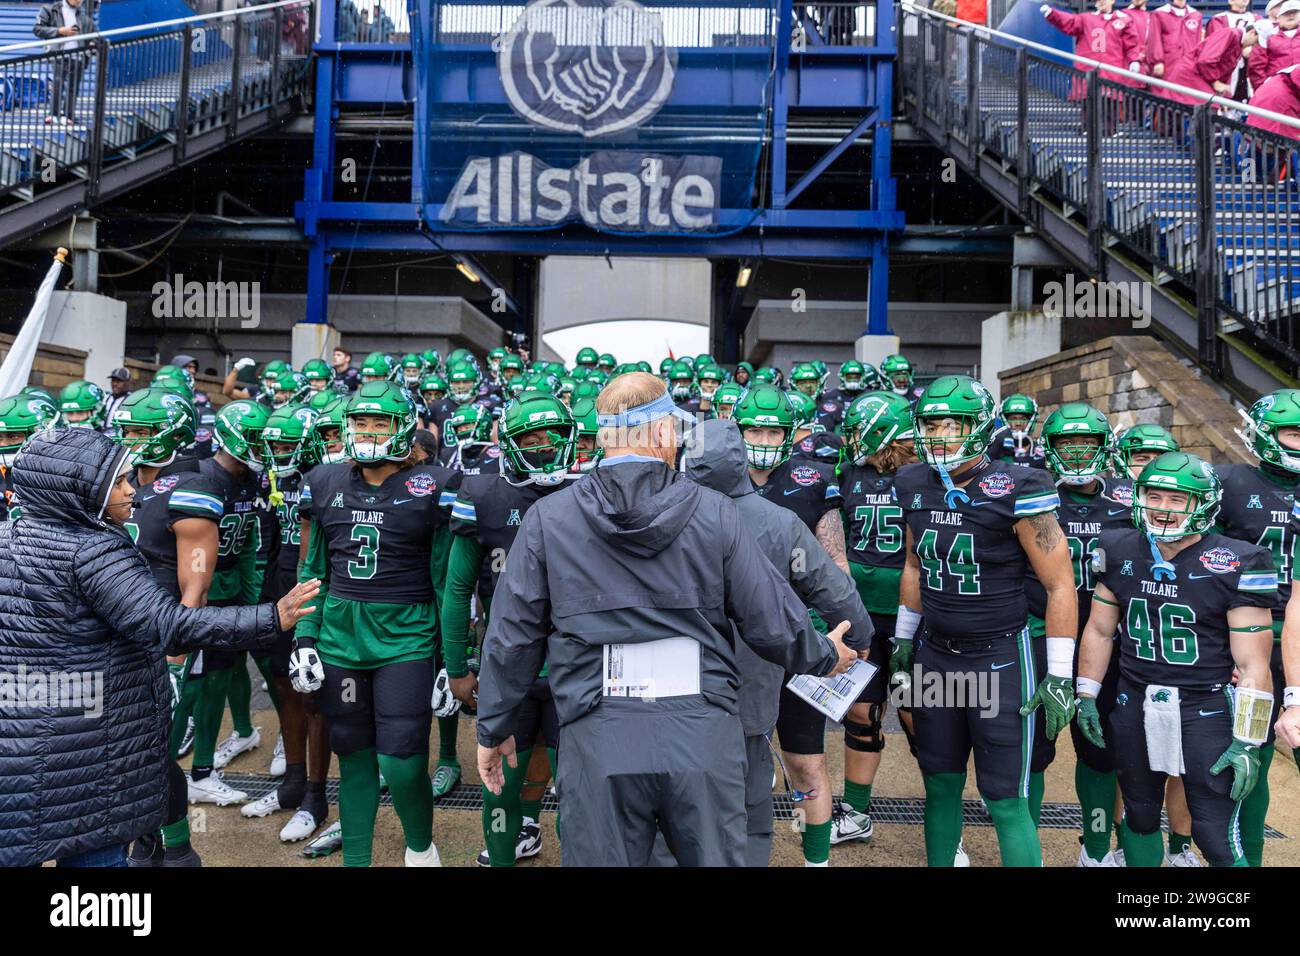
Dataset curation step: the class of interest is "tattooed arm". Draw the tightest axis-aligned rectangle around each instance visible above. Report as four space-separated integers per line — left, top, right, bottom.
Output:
815 507 851 577
1015 511 1078 640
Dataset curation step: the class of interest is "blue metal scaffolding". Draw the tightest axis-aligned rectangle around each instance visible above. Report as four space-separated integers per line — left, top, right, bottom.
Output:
295 0 905 337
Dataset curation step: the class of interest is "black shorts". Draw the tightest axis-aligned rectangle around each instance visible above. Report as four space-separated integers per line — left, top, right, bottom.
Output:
513 678 560 751
318 659 433 758
911 626 1037 802
776 682 826 756
854 611 894 705
1109 677 1244 867
1267 641 1284 746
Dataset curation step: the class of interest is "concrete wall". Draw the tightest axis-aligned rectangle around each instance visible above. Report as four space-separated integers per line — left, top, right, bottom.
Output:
39 292 128 389
980 310 1062 403
998 336 1252 466
0 334 88 395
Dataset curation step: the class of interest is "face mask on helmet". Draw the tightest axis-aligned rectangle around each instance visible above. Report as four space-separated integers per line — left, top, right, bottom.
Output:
1048 436 1107 486
1135 488 1201 539
670 380 693 401
450 381 476 402
915 415 985 470
403 369 422 386
842 375 864 393
346 415 400 463
699 378 720 400
0 432 32 468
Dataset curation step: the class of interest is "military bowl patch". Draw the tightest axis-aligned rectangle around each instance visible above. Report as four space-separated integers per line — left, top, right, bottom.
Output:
405 473 438 497
1109 483 1134 506
153 474 181 494
195 428 212 442
821 402 837 412
1199 547 1240 574
486 445 501 458
979 472 1015 498
790 465 821 487
798 437 814 453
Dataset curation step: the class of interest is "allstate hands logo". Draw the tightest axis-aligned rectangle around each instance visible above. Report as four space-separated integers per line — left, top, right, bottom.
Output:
498 0 677 138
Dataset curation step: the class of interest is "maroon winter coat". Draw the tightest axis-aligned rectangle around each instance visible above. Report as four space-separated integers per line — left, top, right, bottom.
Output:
1044 5 1142 94
1249 26 1300 90
1162 27 1244 103
1247 63 1300 138
1152 3 1205 72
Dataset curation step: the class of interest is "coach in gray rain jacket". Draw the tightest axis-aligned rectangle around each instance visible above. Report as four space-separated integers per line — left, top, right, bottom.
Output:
685 416 874 866
476 372 867 867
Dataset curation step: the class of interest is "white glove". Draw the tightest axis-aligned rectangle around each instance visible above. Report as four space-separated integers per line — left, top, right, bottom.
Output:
289 644 324 693
1040 4 1051 14
432 668 461 718
233 356 256 371
1128 61 1140 72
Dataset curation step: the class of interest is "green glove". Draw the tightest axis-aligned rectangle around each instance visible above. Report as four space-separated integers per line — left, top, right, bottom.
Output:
1019 674 1076 739
166 660 185 717
1075 696 1106 749
1209 740 1262 802
889 637 914 679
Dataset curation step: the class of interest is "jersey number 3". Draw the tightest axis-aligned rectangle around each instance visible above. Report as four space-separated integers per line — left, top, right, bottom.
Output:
348 524 380 579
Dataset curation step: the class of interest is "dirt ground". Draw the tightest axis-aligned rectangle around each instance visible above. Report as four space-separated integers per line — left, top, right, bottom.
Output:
184 697 1300 868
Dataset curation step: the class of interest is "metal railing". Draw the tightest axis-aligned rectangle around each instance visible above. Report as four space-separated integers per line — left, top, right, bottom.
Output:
900 1 1300 378
0 0 312 209
794 3 878 47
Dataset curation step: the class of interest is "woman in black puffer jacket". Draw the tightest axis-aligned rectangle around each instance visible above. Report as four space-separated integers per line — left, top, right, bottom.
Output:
0 427 319 867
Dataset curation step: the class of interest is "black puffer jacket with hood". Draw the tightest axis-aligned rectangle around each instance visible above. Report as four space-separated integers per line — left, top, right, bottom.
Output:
686 418 873 736
0 427 282 867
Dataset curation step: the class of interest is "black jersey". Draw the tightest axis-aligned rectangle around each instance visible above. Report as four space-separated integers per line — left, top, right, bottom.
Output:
814 397 844 433
1025 476 1134 631
453 442 503 478
300 461 459 603
840 462 906 569
753 457 841 534
895 459 1060 640
425 397 459 434
990 425 1046 469
126 458 225 598
449 473 559 601
1215 462 1297 620
1094 529 1277 688
198 456 261 577
266 472 304 599
791 431 843 466
0 465 17 521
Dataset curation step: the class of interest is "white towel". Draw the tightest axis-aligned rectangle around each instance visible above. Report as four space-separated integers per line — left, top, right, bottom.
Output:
1143 684 1184 776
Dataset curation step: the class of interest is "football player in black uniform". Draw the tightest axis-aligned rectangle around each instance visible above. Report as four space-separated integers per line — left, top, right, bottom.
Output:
291 382 459 866
1079 452 1276 867
835 391 917 848
733 383 847 866
991 393 1045 468
443 391 578 865
1212 389 1300 865
1023 403 1133 865
1278 520 1300 769
0 392 57 520
791 362 844 434
1112 424 1180 480
113 387 222 867
896 375 1076 867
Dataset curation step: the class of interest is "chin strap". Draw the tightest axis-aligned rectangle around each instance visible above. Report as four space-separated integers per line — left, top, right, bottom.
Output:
1146 532 1177 581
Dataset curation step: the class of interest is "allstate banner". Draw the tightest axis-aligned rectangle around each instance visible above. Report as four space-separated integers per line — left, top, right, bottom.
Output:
408 0 777 236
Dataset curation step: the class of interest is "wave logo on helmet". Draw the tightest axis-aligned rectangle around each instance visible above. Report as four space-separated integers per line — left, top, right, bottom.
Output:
405 473 438 498
790 465 821 487
1198 547 1240 574
979 472 1015 498
153 474 181 494
498 0 677 138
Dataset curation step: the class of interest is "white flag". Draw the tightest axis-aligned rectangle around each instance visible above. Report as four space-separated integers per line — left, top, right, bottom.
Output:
0 249 68 398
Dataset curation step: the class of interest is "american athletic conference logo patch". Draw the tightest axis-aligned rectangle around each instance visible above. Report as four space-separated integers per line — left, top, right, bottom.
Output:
405 473 439 498
979 472 1015 498
1199 547 1240 574
790 465 822 487
153 474 181 494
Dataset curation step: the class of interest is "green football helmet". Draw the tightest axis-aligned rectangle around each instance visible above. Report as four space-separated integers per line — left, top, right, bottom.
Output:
500 354 525 386
268 368 309 407
1041 403 1113 486
308 396 348 465
212 399 271 471
598 353 616 372
155 363 194 388
301 358 335 391
880 354 914 396
753 366 780 386
912 375 997 471
584 368 609 387
262 403 317 477
843 391 914 465
711 382 746 420
421 349 443 374
1237 389 1300 473
524 371 561 396
1113 423 1180 479
839 360 868 395
443 402 493 449
572 379 602 403
109 387 197 467
791 362 822 400
260 359 291 394
860 363 885 391
733 384 795 470
307 388 339 413
1000 393 1040 438
488 347 509 374
0 392 59 467
635 361 653 374
696 364 725 400
152 368 194 400
57 379 107 429
447 348 472 368
1132 452 1221 540
569 395 603 473
499 391 578 487
575 347 600 369
786 390 823 434
420 372 449 407
447 362 481 403
399 354 425 388
20 386 56 406
556 376 578 405
360 352 398 383
667 361 696 402
658 357 674 377
344 381 417 463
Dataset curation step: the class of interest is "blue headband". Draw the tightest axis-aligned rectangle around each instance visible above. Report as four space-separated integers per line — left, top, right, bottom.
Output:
596 391 696 429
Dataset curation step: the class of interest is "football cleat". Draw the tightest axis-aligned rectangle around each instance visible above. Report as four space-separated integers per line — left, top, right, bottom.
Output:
241 791 283 818
177 716 195 757
303 820 342 858
432 763 461 799
1078 844 1122 867
953 840 970 867
281 809 321 843
213 726 261 769
404 843 442 867
188 772 249 806
476 818 543 866
1165 847 1203 867
269 734 286 777
829 799 874 845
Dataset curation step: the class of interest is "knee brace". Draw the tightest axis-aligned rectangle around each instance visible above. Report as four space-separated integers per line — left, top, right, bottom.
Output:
844 703 885 753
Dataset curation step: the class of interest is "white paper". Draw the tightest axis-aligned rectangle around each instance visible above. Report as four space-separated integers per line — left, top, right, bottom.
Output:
785 659 880 723
603 637 701 699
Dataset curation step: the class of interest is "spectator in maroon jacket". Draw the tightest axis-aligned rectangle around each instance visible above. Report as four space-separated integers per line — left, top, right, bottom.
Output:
1250 0 1300 90
1163 22 1260 104
1152 0 1205 77
1247 62 1300 137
